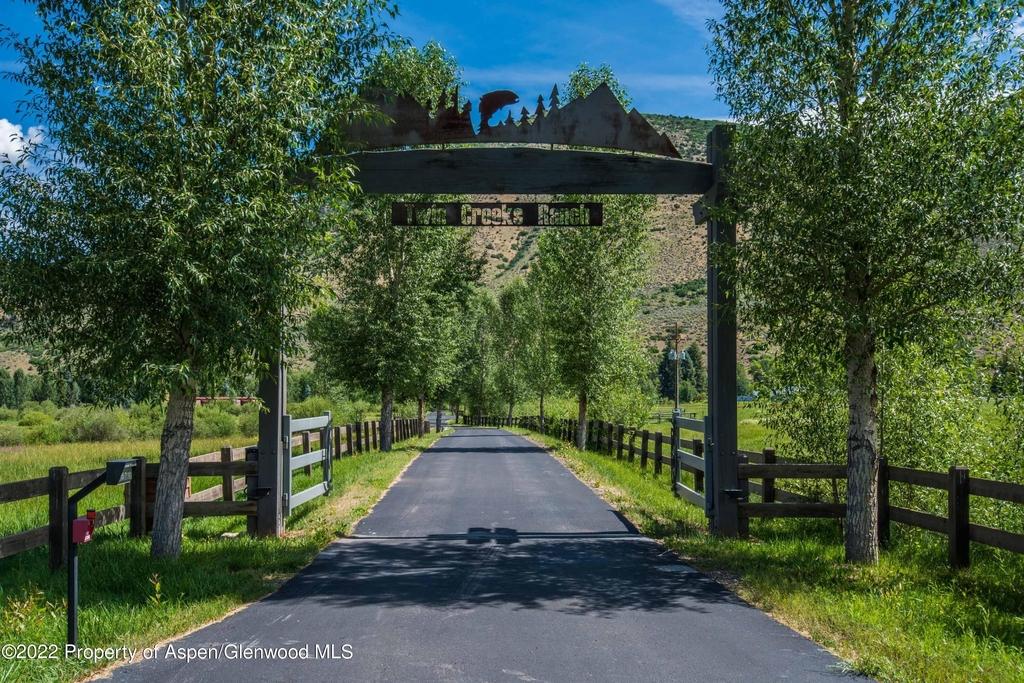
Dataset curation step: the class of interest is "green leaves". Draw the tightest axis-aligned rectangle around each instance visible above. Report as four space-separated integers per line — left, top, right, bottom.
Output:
711 0 1024 363
0 0 396 402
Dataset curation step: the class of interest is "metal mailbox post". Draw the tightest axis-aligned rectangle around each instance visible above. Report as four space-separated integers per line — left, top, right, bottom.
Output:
66 459 136 647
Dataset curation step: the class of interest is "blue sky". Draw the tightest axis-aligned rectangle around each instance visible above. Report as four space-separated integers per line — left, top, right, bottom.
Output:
0 0 727 155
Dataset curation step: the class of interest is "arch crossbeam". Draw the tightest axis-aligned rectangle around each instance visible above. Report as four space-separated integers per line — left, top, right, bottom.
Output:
352 148 712 196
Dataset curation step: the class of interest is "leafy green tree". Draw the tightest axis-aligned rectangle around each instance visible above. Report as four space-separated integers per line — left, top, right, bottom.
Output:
0 370 12 408
494 278 534 422
356 39 473 430
361 40 465 105
523 272 559 433
0 0 393 556
11 369 27 408
685 342 705 395
710 0 1024 562
564 62 632 109
308 194 479 450
451 289 500 419
736 362 751 397
531 65 653 448
657 344 674 400
535 193 652 448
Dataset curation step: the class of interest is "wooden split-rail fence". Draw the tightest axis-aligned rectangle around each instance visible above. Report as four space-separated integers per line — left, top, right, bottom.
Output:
463 413 1024 571
0 417 431 570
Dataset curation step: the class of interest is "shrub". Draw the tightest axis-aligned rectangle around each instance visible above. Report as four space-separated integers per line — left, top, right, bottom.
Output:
18 411 54 427
60 407 130 442
238 409 260 438
0 424 25 446
122 403 164 440
288 396 335 420
18 401 42 416
0 408 16 422
26 422 64 445
193 405 237 439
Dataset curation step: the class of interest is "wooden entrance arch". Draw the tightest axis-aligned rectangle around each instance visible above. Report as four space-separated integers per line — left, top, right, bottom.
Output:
254 85 742 538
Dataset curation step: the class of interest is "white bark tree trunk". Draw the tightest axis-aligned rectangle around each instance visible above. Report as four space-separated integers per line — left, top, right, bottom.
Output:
576 391 587 450
539 390 546 435
151 386 196 558
845 329 879 564
380 385 394 451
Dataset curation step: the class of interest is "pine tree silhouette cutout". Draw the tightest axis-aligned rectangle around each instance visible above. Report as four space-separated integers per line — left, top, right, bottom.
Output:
505 111 515 126
549 85 560 109
535 94 546 117
519 106 530 125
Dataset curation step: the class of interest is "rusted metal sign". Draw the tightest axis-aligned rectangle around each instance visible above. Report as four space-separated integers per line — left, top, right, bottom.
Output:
391 202 603 227
347 83 680 159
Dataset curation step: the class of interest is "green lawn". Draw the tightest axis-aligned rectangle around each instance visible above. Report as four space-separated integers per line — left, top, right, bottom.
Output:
514 428 1024 683
640 401 771 452
0 431 443 683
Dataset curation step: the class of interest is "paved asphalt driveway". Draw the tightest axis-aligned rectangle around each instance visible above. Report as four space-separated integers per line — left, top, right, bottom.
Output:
104 427 867 682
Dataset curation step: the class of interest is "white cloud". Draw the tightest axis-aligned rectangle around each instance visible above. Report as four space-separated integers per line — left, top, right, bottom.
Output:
0 119 43 163
651 0 722 32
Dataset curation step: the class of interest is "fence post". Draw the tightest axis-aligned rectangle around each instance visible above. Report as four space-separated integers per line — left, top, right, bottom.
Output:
332 426 342 459
654 432 664 475
371 421 378 450
877 457 889 550
129 457 146 538
245 446 259 537
628 429 636 463
587 420 594 447
48 466 69 571
221 446 234 501
616 425 624 460
302 432 313 475
605 422 613 455
346 425 353 457
762 447 775 504
640 430 650 469
355 423 363 454
737 453 750 539
949 465 970 570
694 438 705 492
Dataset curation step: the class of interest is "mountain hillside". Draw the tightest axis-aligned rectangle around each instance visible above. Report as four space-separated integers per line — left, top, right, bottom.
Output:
471 113 732 354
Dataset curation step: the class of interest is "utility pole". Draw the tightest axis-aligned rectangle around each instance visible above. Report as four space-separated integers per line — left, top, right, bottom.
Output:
673 322 681 412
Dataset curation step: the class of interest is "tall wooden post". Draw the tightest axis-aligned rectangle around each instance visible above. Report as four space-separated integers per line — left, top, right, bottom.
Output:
129 457 147 538
949 466 970 569
705 124 739 536
48 466 69 571
221 446 234 501
256 354 285 537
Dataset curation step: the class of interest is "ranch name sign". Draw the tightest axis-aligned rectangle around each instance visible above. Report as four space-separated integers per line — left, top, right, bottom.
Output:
391 202 603 227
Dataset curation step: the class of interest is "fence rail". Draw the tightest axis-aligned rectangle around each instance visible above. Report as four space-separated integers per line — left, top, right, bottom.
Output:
0 416 433 568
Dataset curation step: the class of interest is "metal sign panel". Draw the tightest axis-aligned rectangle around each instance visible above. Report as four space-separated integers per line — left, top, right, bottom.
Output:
391 202 603 227
343 83 681 159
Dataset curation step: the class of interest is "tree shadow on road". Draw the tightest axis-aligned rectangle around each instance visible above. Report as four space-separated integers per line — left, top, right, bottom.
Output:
266 533 746 618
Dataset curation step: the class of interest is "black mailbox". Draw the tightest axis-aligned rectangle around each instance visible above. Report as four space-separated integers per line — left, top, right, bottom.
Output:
105 459 136 486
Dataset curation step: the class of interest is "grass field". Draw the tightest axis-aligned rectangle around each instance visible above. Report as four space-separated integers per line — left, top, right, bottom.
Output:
639 401 772 452
0 438 252 538
0 431 443 683
513 428 1024 683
